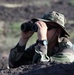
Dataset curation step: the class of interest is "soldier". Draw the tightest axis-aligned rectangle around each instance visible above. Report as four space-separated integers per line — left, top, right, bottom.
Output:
9 11 74 68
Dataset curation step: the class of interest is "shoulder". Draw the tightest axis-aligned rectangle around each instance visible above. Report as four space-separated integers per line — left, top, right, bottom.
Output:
51 38 74 63
58 37 74 58
59 37 74 50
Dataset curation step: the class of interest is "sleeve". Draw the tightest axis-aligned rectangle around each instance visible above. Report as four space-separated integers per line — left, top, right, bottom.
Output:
32 44 49 63
9 43 35 68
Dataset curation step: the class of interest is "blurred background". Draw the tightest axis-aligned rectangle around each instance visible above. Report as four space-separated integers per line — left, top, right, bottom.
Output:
0 0 74 69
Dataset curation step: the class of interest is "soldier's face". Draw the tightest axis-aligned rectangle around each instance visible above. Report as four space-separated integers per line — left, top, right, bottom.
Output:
46 22 60 42
47 29 57 41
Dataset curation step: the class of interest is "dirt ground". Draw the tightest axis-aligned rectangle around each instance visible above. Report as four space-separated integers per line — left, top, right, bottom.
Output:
0 62 74 75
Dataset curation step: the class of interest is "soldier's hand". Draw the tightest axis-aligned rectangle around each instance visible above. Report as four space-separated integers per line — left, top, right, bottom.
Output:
19 31 34 46
35 21 47 40
21 31 34 40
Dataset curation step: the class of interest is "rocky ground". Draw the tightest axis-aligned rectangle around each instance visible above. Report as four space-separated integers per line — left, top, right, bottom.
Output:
0 0 74 75
0 62 74 75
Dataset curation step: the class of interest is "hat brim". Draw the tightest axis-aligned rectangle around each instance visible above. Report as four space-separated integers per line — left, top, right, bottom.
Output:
32 18 70 37
60 26 70 37
31 18 52 22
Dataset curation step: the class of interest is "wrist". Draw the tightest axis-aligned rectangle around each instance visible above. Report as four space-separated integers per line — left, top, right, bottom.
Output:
36 39 48 46
38 36 47 40
19 37 28 46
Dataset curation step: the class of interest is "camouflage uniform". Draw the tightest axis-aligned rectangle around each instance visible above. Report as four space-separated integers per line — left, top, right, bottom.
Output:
9 11 74 68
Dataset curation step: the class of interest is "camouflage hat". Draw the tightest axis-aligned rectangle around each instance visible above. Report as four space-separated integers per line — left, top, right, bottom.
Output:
32 11 70 36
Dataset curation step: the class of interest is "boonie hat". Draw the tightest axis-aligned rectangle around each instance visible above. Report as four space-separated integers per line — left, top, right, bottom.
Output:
32 11 70 36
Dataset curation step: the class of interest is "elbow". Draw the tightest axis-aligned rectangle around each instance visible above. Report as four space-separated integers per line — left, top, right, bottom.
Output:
9 61 15 68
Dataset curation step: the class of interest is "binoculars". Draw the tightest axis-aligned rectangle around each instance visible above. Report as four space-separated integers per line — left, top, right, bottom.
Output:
21 21 38 32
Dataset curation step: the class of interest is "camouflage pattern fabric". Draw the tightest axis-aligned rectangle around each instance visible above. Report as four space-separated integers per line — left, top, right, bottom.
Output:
9 37 74 68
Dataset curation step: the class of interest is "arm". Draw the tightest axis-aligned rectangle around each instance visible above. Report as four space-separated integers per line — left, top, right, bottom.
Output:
32 43 49 63
9 43 35 68
32 21 49 63
9 31 34 68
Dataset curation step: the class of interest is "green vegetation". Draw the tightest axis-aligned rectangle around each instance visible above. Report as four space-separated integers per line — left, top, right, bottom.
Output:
69 0 74 6
32 0 50 6
8 22 22 37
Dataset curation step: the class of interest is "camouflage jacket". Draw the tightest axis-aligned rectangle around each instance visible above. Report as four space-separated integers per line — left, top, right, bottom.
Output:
9 37 74 68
